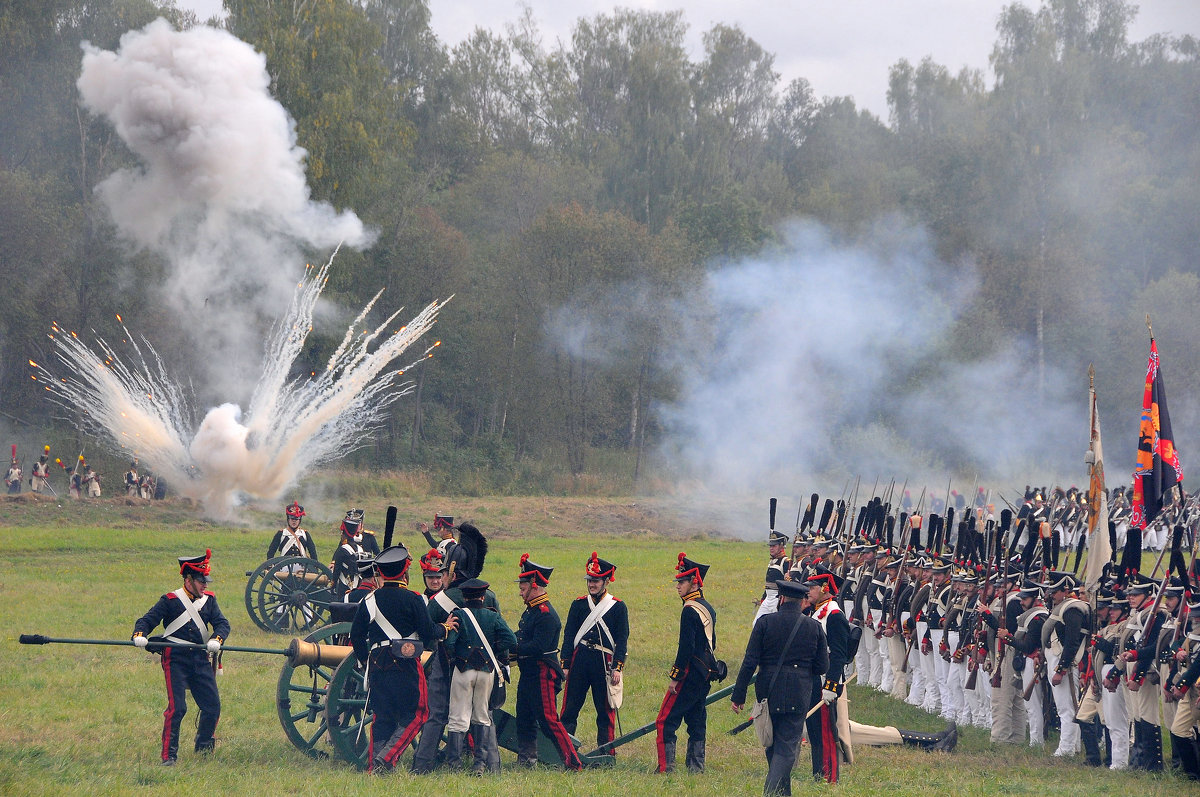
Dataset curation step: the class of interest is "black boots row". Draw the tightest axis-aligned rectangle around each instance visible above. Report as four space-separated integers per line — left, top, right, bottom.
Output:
660 739 706 773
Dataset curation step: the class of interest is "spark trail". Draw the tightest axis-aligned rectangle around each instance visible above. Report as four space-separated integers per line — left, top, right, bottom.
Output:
38 251 448 516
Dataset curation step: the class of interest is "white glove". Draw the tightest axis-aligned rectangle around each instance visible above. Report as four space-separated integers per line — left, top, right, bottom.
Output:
207 639 222 654
133 635 148 648
822 688 837 704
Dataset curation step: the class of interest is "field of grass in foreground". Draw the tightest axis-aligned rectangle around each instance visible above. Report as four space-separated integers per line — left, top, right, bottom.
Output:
0 496 1190 795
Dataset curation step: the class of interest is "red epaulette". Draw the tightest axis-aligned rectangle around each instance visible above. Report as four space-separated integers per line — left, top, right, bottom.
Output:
576 596 586 600
613 596 622 602
204 590 215 597
539 605 549 613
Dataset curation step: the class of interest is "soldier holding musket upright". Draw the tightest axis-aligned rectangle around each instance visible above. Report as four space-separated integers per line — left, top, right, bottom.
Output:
1094 588 1132 769
1010 578 1049 747
1165 592 1200 780
981 559 1025 744
560 552 629 753
1041 571 1090 757
1120 575 1167 770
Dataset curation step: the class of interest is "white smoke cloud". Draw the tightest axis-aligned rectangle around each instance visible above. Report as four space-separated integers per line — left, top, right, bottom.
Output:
76 18 374 401
648 218 1085 532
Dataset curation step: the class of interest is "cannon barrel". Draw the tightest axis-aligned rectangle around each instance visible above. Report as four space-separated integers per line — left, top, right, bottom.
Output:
581 681 745 758
285 637 354 668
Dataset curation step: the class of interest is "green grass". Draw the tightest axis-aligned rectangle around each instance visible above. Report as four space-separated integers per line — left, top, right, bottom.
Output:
0 496 1189 795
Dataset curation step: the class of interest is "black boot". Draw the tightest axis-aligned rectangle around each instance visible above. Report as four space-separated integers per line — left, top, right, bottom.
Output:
1128 720 1145 770
685 738 706 773
1172 733 1200 780
1103 725 1112 767
517 738 538 768
659 742 676 773
1078 719 1102 766
1141 720 1164 772
899 722 957 752
444 732 465 771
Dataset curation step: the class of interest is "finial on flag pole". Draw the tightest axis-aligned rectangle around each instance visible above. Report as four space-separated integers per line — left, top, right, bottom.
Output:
1146 314 1153 338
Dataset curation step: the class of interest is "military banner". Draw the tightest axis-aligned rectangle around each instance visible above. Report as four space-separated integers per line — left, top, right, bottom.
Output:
1130 338 1183 529
1084 365 1110 592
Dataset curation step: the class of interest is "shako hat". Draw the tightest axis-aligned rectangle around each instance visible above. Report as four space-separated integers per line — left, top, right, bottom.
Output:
285 501 305 518
768 529 789 547
675 553 709 586
340 508 364 535
434 514 455 530
375 545 411 579
585 552 616 581
419 548 446 573
517 553 553 585
804 568 839 596
179 549 212 582
1040 570 1079 592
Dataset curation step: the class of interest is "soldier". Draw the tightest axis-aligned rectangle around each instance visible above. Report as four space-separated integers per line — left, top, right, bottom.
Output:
1010 578 1049 747
32 455 50 493
1121 575 1166 770
132 549 230 766
445 578 516 774
920 556 952 716
350 545 457 773
6 456 21 494
331 510 372 601
731 578 828 797
411 548 458 774
1095 588 1131 769
873 554 899 695
267 502 318 560
82 464 100 497
805 570 850 783
1041 571 1090 757
982 562 1025 744
903 555 933 710
560 553 629 754
656 553 717 774
1165 593 1200 779
849 543 879 690
513 554 582 770
1154 577 1187 768
68 466 82 499
753 530 791 625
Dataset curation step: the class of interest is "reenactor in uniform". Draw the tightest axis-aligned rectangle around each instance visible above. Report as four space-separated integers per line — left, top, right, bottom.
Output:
902 555 932 710
82 464 100 497
513 554 582 770
131 549 230 765
805 570 850 783
731 578 828 797
753 530 791 625
32 455 51 493
873 555 900 696
1154 577 1187 769
444 578 516 774
1074 587 1112 767
863 554 891 692
1121 575 1166 770
921 557 952 716
883 554 913 702
350 545 457 773
412 548 458 774
267 502 318 560
560 553 629 753
982 562 1025 744
6 456 22 494
1010 578 1049 747
1041 571 1090 757
656 553 716 774
331 510 372 601
850 543 879 689
1095 588 1131 769
1165 593 1200 779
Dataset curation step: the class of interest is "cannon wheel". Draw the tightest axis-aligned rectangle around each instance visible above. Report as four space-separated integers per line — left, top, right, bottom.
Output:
275 622 351 758
324 655 371 769
248 556 333 634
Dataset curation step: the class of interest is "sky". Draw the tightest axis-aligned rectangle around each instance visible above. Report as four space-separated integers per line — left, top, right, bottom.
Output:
181 0 1200 118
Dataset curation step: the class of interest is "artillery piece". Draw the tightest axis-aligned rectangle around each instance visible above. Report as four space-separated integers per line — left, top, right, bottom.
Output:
244 555 334 634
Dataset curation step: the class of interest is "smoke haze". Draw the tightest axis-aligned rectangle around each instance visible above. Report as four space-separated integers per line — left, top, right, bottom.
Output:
76 19 373 402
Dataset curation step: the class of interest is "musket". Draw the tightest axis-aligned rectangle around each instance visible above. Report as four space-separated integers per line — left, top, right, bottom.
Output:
1023 656 1045 701
20 634 286 657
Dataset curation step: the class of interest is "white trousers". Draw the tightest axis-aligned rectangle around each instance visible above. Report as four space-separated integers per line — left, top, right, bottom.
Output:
1022 658 1045 745
448 667 494 732
1045 649 1079 755
1100 663 1129 770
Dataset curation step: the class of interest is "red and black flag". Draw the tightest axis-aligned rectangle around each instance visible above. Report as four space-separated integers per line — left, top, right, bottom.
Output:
1131 337 1183 530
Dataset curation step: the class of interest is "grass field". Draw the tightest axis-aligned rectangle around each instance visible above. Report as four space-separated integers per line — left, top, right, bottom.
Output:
0 493 1190 795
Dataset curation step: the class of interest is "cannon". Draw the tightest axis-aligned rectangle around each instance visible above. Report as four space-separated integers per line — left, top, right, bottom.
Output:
244 555 335 634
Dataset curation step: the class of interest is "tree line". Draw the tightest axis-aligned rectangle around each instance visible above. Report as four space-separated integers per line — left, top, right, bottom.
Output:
1 0 1198 492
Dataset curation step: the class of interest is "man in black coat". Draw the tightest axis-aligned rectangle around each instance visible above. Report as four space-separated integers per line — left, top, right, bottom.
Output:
655 552 717 774
350 545 457 773
132 550 231 766
514 554 583 770
732 579 829 796
560 552 629 752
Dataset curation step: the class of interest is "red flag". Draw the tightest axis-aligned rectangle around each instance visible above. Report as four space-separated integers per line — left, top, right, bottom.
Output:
1131 338 1183 528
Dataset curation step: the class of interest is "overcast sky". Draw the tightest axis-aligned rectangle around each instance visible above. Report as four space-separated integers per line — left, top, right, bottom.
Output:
183 0 1200 118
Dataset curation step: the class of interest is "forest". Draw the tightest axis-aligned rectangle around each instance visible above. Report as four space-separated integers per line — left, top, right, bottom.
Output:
1 0 1198 495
